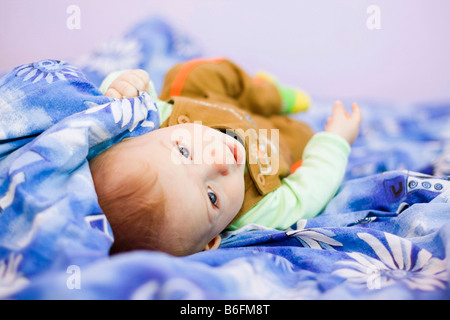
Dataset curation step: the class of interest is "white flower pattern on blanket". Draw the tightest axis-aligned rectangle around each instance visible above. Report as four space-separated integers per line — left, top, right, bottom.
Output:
0 254 29 298
287 228 343 250
333 232 448 291
78 38 143 76
15 60 85 84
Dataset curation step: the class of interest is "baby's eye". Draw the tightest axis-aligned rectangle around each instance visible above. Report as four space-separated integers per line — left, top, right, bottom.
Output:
177 143 190 159
207 187 218 207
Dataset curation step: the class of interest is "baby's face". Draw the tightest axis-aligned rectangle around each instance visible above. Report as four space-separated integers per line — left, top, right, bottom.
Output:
125 123 246 255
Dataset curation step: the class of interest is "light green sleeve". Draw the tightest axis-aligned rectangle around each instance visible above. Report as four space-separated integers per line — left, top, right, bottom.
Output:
99 70 173 125
229 132 351 230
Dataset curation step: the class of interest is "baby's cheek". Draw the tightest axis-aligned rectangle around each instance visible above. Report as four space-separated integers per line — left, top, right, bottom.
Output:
235 177 245 206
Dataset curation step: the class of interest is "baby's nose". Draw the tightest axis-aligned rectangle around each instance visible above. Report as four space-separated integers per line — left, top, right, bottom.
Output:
206 145 231 176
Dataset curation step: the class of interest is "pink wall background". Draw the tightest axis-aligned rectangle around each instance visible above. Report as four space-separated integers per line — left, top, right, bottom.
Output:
1 0 450 103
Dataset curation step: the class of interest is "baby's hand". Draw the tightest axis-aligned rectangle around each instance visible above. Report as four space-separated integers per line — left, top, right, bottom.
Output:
325 101 362 145
105 69 150 99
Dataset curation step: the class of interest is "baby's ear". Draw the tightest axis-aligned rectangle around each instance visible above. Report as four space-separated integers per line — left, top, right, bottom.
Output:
203 235 221 251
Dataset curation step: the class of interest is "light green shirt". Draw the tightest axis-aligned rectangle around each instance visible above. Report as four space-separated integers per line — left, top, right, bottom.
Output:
229 132 349 230
100 72 350 230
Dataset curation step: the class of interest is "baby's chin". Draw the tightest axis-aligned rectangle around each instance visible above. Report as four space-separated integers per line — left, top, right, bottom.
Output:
163 241 206 257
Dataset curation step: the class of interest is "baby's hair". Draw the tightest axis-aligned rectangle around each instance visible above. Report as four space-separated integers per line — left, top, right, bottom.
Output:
89 139 166 254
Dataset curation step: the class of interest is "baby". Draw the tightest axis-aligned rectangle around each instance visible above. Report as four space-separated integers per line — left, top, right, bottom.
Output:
89 59 361 256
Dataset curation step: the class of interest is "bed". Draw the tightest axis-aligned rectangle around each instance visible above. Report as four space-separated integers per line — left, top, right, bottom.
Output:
0 16 449 300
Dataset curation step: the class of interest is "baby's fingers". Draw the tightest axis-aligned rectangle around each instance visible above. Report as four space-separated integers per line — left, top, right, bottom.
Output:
351 102 362 122
332 101 349 118
105 87 123 99
112 79 140 98
332 100 344 111
132 69 150 89
124 70 149 92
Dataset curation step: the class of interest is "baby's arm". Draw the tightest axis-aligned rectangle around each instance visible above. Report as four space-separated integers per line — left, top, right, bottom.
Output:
103 70 150 99
229 101 361 230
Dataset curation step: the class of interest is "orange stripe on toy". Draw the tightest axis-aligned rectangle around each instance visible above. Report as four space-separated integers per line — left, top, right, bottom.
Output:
169 57 226 97
290 159 303 174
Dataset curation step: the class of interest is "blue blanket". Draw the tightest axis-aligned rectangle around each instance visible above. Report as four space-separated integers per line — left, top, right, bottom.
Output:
1 17 449 300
